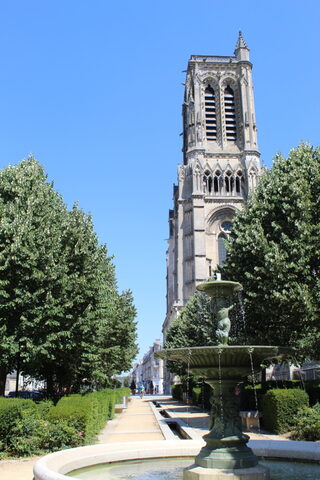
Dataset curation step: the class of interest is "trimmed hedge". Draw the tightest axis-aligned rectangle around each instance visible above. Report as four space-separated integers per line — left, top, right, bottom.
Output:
292 403 320 441
0 398 38 451
261 388 309 433
0 388 130 457
48 388 130 443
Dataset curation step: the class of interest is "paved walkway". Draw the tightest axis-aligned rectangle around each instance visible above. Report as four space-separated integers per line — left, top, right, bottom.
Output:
98 396 164 443
0 394 290 479
0 455 42 480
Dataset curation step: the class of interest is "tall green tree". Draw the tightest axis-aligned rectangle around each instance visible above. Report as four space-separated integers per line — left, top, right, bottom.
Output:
221 143 320 360
97 289 138 385
0 158 67 394
0 158 138 396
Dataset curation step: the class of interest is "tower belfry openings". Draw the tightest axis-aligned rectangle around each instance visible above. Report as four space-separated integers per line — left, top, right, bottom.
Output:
205 86 217 141
163 33 261 392
224 85 237 141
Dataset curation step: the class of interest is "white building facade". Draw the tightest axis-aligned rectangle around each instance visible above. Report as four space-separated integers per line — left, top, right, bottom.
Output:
163 34 262 393
132 339 164 394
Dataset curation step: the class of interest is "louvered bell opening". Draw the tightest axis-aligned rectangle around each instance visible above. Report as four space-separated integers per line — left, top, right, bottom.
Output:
224 86 236 141
205 86 216 141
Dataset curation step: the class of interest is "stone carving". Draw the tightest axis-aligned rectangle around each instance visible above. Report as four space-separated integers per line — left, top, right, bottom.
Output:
216 305 233 345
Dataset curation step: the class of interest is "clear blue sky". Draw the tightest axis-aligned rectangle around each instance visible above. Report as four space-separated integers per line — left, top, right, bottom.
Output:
0 1 319 362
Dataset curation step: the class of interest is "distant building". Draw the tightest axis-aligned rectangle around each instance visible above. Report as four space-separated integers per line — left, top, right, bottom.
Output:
132 340 164 394
131 361 143 389
163 33 262 393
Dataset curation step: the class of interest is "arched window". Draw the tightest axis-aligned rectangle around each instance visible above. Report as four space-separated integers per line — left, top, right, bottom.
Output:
218 234 227 265
205 86 217 141
249 168 257 190
236 170 243 194
225 170 232 193
203 170 212 193
214 170 221 193
224 85 237 141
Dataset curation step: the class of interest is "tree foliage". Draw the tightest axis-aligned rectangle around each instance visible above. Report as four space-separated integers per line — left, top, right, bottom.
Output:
221 143 320 360
164 291 218 375
0 158 138 396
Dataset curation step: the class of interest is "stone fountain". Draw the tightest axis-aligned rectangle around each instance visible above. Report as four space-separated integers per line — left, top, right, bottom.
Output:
156 277 291 480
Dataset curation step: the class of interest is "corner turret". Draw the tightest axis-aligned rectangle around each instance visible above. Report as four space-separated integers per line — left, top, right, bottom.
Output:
234 31 250 61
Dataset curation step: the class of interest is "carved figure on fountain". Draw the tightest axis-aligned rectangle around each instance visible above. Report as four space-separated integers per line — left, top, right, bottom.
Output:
216 304 233 345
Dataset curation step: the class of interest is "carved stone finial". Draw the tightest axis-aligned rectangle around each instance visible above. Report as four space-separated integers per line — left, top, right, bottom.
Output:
234 31 250 60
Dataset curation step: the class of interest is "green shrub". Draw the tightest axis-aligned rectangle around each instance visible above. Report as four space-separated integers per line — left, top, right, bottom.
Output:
8 415 42 456
261 388 309 433
113 387 131 402
192 387 201 405
7 415 82 456
0 388 126 456
171 384 183 400
262 380 301 392
38 420 82 451
48 389 123 443
292 403 320 441
0 398 37 451
48 399 94 441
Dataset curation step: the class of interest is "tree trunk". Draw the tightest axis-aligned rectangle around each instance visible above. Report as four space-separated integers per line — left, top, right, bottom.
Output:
15 351 20 397
261 367 267 391
0 366 7 396
46 373 54 399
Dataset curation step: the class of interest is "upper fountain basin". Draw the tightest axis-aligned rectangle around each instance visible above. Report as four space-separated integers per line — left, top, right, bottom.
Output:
156 345 292 379
196 280 242 298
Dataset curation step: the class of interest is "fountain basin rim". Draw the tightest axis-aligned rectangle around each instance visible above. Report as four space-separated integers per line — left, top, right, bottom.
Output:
156 345 293 360
196 280 242 295
33 439 320 480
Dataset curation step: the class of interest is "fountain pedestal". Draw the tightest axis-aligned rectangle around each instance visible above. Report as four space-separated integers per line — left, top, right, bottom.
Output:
184 378 269 479
195 379 257 470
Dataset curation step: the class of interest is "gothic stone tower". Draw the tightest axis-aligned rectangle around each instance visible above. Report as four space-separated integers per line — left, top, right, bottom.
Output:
163 33 261 345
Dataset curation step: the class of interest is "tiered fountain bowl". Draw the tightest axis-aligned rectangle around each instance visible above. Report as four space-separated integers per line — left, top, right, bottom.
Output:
156 279 292 480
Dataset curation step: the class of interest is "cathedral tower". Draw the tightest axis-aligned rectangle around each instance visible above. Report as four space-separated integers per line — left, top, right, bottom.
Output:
163 33 261 343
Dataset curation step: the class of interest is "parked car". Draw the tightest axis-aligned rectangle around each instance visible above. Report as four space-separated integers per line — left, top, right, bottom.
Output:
6 390 46 400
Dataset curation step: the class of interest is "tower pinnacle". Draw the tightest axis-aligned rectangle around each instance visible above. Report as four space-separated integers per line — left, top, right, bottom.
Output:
234 31 250 60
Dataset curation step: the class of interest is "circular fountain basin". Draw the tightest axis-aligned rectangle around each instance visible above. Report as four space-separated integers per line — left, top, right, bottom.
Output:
196 280 242 298
68 457 320 480
156 346 292 378
33 439 320 480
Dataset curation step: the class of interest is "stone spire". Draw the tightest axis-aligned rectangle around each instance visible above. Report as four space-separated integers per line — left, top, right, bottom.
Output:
234 31 250 61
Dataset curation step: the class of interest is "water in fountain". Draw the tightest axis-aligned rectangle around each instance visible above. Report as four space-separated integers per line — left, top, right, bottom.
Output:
237 290 248 344
249 347 261 433
185 349 192 426
67 457 320 480
201 378 205 411
217 348 224 435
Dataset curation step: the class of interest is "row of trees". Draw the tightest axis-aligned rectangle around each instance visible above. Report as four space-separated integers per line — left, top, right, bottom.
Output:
0 158 138 396
165 143 320 363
